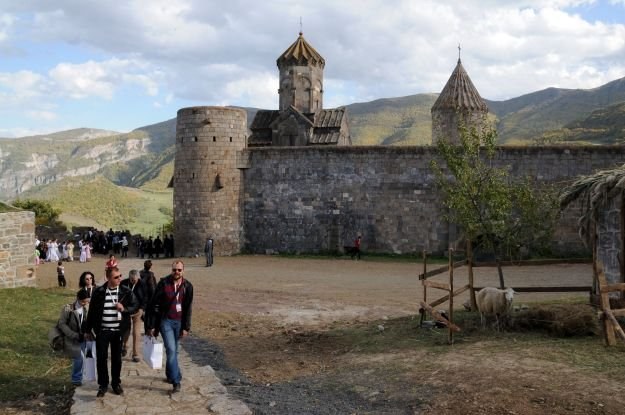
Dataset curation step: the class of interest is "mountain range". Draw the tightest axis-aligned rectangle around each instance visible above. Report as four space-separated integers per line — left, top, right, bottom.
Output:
2 76 625 231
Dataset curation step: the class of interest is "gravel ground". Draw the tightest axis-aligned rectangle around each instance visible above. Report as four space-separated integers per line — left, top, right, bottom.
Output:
183 334 429 415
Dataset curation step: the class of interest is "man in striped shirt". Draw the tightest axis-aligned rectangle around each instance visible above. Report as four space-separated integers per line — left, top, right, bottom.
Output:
84 266 139 398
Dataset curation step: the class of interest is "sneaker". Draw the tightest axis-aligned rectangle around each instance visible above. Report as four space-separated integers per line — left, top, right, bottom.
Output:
97 388 106 397
172 383 181 393
132 356 141 363
112 384 124 395
72 382 82 387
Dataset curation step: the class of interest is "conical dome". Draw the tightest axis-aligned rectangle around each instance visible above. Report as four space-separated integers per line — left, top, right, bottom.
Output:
432 59 488 112
277 32 325 68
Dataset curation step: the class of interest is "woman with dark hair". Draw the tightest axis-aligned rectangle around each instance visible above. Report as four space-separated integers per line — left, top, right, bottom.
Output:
78 271 96 298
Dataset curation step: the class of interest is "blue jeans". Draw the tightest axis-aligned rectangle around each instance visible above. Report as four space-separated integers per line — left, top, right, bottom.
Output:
71 341 86 383
160 319 182 384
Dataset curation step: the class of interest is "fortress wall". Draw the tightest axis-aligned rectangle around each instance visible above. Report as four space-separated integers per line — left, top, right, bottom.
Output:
0 211 36 289
242 145 625 255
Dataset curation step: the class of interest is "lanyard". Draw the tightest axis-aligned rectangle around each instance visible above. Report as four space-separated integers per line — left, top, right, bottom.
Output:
106 287 118 305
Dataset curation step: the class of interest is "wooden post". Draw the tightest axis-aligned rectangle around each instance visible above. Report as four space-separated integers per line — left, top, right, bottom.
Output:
419 301 461 332
620 196 625 303
467 239 476 311
592 220 598 299
597 263 616 346
448 247 454 345
419 250 427 327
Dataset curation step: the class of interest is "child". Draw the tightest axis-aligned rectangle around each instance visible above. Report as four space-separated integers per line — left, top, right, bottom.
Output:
57 261 67 287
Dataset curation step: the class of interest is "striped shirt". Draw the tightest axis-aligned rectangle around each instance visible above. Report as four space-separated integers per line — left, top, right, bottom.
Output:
101 287 121 330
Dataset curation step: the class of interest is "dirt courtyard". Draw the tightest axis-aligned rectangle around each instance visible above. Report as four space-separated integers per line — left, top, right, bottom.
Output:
36 255 625 414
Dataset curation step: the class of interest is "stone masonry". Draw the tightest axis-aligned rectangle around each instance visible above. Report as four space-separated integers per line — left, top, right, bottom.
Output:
173 107 247 257
240 145 625 256
0 211 36 288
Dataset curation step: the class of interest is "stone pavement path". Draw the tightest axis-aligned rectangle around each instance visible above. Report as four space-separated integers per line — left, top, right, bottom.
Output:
70 345 252 415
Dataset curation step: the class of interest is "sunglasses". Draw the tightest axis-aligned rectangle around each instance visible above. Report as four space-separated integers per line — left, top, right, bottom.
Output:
172 268 183 272
111 275 122 279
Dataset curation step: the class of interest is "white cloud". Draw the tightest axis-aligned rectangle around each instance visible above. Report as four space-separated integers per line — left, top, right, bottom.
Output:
0 0 624 133
221 72 277 109
0 13 15 43
48 58 162 99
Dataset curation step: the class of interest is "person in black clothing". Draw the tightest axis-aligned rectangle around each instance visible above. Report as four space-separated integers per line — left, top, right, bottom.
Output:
154 236 163 259
145 236 153 259
139 260 157 303
120 269 146 362
83 266 138 398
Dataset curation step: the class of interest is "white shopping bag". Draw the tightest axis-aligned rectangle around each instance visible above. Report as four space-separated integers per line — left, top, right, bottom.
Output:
143 335 163 369
83 341 97 382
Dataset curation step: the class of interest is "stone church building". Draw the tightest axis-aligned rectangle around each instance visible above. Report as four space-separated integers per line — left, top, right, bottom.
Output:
248 32 351 147
172 32 625 263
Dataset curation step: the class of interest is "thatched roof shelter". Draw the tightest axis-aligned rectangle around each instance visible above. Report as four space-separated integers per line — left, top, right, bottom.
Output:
561 163 625 289
560 163 625 243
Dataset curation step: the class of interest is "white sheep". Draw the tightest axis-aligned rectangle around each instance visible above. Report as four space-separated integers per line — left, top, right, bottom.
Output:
476 287 515 330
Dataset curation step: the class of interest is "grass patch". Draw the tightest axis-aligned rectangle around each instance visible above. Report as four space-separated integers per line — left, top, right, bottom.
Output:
313 306 625 380
0 202 21 212
0 287 75 403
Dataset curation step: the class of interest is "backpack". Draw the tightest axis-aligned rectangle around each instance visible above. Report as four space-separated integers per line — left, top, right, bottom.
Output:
48 324 65 351
48 304 73 351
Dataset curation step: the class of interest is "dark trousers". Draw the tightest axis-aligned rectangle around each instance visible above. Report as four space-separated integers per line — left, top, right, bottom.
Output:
95 329 123 389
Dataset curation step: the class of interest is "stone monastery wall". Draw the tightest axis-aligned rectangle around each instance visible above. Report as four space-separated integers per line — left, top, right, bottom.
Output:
0 211 36 288
241 145 625 255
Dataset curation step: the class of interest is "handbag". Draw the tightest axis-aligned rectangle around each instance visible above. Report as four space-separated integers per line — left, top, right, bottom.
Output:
48 324 64 351
83 341 97 382
143 335 163 369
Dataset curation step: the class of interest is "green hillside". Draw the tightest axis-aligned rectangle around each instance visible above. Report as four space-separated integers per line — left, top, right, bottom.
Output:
536 102 625 145
19 175 172 235
487 77 625 144
346 94 437 145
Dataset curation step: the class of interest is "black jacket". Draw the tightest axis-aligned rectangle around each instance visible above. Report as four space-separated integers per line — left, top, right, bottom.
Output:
83 283 139 336
120 278 147 309
145 275 193 334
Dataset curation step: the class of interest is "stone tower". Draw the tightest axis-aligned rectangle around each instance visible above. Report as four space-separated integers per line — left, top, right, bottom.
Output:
431 57 488 144
277 32 325 113
173 107 247 256
249 32 350 147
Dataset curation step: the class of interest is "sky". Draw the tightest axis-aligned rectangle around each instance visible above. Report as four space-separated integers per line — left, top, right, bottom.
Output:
0 0 624 138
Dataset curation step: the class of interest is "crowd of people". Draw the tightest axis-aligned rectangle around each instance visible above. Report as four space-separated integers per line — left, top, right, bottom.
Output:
37 228 176 283
55 257 194 398
47 227 194 398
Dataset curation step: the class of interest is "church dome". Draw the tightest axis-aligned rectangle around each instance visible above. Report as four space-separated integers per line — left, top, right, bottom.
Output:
277 32 325 68
432 59 488 112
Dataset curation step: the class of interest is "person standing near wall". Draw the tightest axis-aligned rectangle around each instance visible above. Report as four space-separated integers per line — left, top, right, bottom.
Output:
145 260 194 393
83 266 138 398
204 237 214 267
353 235 362 260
